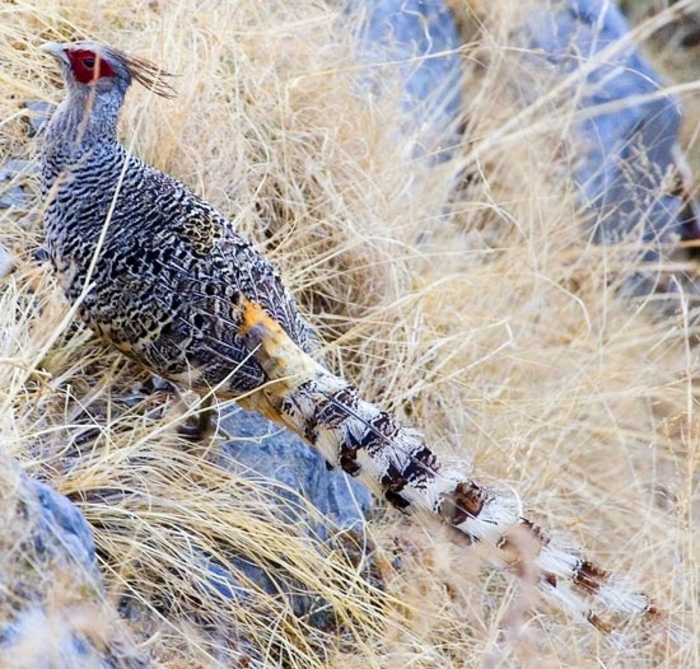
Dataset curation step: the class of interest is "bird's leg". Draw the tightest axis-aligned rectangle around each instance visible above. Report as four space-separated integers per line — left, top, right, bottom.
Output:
142 374 216 440
177 393 215 440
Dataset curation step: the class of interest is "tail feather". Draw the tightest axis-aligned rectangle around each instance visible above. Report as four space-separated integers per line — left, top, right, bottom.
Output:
238 299 677 640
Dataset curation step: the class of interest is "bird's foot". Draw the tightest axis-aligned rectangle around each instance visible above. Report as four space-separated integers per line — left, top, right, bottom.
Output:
177 394 215 441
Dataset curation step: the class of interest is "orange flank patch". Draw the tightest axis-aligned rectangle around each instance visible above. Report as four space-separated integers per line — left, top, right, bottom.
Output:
239 298 286 343
238 298 318 385
238 298 288 377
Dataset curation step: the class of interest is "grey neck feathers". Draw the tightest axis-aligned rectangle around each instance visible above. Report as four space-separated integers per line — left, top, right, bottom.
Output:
42 90 123 194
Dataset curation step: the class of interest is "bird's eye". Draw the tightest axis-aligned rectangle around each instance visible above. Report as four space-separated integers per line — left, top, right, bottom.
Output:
82 57 95 69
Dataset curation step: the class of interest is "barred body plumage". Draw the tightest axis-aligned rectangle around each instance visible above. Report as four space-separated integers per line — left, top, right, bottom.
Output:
41 43 317 393
40 40 680 645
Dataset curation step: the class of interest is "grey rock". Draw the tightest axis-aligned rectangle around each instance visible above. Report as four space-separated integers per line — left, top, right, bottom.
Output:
219 406 372 538
31 477 98 575
0 245 15 278
349 0 463 162
347 0 699 279
0 184 28 209
0 605 152 669
0 457 153 668
0 158 41 179
0 157 40 210
516 0 688 253
207 406 372 618
23 100 56 137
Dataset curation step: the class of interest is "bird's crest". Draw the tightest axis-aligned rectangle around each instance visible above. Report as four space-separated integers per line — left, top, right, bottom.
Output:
114 47 177 99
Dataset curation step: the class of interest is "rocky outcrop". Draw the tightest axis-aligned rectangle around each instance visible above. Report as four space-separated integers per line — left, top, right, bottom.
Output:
0 453 154 668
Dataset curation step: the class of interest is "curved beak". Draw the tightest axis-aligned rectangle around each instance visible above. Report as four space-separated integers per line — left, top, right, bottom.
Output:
40 42 69 64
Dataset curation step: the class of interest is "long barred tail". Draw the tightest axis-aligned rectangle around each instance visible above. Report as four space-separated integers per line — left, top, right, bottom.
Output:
237 299 677 640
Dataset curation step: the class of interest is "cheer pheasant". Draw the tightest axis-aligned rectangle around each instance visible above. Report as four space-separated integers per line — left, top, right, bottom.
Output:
41 40 673 640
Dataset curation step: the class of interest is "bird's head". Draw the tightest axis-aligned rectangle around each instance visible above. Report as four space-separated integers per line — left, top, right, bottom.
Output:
41 40 176 103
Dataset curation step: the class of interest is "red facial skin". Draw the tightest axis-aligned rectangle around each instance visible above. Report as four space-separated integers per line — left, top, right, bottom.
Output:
65 49 115 84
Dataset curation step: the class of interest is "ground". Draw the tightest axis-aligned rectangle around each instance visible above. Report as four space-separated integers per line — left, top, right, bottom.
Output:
0 1 698 667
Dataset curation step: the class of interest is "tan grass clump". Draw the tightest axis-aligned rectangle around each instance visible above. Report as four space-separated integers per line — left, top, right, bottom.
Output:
0 1 698 667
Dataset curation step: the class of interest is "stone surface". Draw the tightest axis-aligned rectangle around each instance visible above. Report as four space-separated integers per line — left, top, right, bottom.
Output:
23 100 56 137
517 0 689 252
348 0 699 279
0 245 16 278
0 184 27 209
220 406 372 537
0 455 153 668
211 406 373 618
349 0 463 161
31 477 98 574
0 157 40 210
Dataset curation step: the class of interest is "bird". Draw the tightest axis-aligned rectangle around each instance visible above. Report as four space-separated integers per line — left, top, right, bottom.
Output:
40 40 679 643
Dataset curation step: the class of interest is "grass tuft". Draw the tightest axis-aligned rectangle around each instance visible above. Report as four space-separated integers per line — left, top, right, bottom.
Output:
0 1 698 666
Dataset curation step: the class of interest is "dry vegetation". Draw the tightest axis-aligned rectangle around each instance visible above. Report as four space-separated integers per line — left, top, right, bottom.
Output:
0 0 699 667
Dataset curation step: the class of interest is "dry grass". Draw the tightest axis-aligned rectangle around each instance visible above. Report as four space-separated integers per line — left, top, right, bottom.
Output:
0 0 699 667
